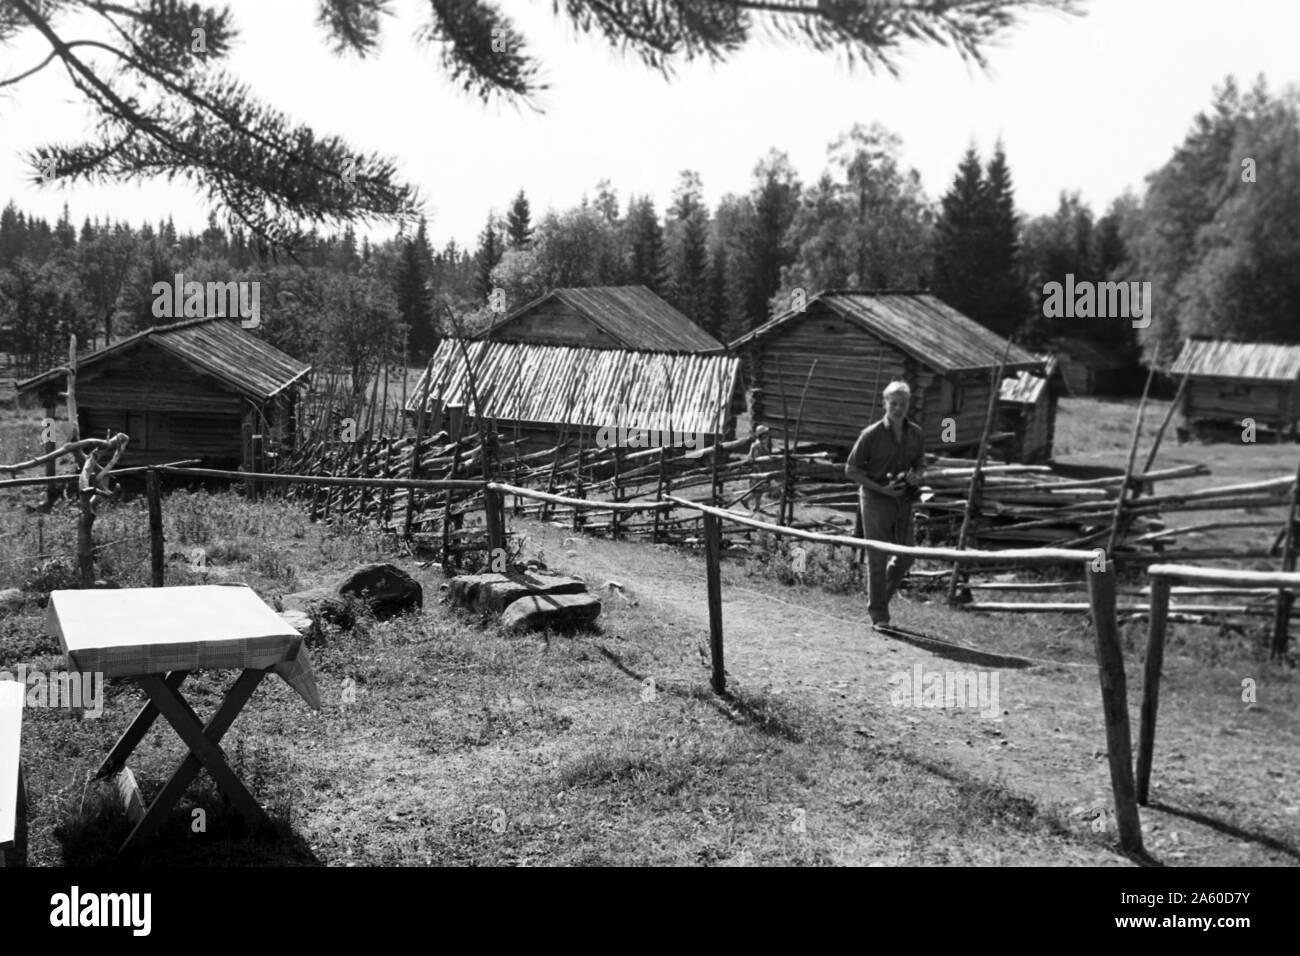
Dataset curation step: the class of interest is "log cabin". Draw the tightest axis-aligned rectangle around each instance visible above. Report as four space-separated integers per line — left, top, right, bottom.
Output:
479 285 724 353
16 317 311 470
997 354 1061 463
728 291 1042 456
406 338 740 455
1170 338 1300 439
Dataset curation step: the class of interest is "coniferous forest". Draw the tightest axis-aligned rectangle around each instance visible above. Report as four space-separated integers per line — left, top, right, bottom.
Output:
2 77 1297 382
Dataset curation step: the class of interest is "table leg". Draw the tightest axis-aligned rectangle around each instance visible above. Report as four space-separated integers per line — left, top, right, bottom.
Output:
121 670 272 852
97 671 189 779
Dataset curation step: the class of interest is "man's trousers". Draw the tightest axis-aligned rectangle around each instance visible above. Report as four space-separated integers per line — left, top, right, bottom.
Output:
860 493 915 624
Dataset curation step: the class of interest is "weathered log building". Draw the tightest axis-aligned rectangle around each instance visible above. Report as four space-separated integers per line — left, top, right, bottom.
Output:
480 285 724 353
407 339 741 454
997 354 1061 463
728 291 1042 455
1170 337 1300 438
17 317 311 469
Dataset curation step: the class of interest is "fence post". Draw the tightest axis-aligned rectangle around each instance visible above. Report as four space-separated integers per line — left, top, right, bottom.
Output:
1086 560 1144 854
1272 457 1300 657
147 468 165 587
1136 573 1170 805
42 401 57 511
484 486 505 557
704 511 725 695
612 447 623 540
251 432 264 498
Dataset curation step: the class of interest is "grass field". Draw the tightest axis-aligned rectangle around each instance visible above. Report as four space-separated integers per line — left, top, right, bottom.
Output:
0 396 1297 866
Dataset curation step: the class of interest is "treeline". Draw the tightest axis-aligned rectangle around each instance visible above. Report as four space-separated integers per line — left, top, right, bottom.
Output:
1 75 1296 380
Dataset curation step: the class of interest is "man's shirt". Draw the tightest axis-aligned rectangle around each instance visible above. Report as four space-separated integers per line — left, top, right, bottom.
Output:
846 416 925 501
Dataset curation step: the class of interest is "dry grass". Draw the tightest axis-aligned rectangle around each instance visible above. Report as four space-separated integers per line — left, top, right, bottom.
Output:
0 397 1296 866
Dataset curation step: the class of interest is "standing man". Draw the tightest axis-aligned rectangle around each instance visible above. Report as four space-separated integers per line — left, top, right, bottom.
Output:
845 380 925 628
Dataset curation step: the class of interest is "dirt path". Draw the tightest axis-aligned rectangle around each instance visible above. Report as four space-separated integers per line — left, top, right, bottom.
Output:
526 519 1300 866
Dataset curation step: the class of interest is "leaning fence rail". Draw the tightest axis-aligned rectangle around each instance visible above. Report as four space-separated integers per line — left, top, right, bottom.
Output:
1136 563 1300 808
20 460 1295 857
646 493 1146 853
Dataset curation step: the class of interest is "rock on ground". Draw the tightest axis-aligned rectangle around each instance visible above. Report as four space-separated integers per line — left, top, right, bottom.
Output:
448 571 587 615
500 592 602 632
336 563 423 619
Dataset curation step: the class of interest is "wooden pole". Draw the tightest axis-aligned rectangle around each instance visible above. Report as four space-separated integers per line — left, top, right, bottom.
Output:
1105 364 1157 557
703 511 725 695
1086 561 1144 853
1138 366 1192 481
484 486 505 556
611 446 623 540
42 401 57 511
573 426 587 533
1272 456 1300 657
784 361 817 527
947 351 1010 604
251 432 264 498
1136 574 1170 805
774 364 792 527
147 468 164 587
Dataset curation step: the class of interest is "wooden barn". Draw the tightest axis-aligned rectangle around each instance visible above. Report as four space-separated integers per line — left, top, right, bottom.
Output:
406 339 740 454
481 285 724 353
1170 338 1300 438
1054 337 1133 396
997 354 1060 463
728 291 1042 455
17 317 311 469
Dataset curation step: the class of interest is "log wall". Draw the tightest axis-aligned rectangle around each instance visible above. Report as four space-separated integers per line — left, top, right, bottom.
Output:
1182 378 1293 427
748 304 1000 453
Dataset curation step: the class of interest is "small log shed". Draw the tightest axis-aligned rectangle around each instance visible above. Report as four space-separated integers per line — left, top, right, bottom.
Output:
1170 337 1300 440
728 290 1042 456
998 354 1061 464
407 339 741 455
16 317 312 469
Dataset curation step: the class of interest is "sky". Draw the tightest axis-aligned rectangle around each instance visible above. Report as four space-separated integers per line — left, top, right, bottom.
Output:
0 0 1297 249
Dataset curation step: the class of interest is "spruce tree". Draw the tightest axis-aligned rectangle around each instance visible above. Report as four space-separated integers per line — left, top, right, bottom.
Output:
982 143 1031 337
668 171 710 324
396 218 437 359
932 147 988 321
474 218 503 304
624 197 666 293
506 190 533 249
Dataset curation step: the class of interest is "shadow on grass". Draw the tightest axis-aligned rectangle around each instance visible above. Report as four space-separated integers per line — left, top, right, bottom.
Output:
1149 799 1300 862
874 623 1036 669
55 785 320 867
711 686 828 745
595 643 832 744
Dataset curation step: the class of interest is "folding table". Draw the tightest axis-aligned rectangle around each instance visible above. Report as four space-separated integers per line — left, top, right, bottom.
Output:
47 585 321 853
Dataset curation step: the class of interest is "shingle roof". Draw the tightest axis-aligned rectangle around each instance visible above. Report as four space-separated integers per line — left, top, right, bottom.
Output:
1000 354 1057 404
729 291 1040 374
16 317 311 400
408 339 739 435
1170 338 1300 382
482 285 723 352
